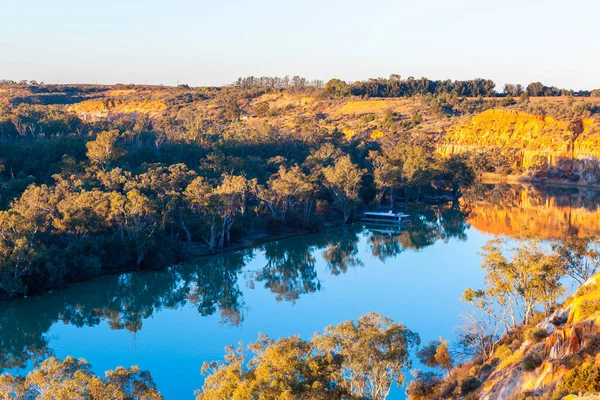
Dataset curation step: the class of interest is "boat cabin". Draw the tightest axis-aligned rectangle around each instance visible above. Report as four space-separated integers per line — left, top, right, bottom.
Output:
361 211 410 224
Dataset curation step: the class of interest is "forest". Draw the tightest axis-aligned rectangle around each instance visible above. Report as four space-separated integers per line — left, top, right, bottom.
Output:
0 76 499 300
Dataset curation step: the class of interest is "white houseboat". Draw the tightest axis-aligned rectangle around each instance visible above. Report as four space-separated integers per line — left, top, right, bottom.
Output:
361 211 411 225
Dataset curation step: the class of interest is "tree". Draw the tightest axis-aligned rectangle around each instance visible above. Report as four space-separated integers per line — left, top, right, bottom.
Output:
252 101 270 117
198 313 419 400
213 174 248 249
324 78 350 98
455 308 502 361
323 156 366 223
369 150 402 207
402 146 434 202
85 130 126 170
463 239 566 330
222 94 241 121
184 177 221 252
433 155 475 198
416 338 453 377
198 335 343 400
0 356 162 400
526 82 545 97
552 237 600 285
253 165 316 223
406 371 442 400
0 211 38 298
109 190 157 266
434 338 453 377
314 312 420 399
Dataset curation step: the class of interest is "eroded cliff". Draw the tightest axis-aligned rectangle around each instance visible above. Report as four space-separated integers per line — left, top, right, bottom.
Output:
439 109 600 169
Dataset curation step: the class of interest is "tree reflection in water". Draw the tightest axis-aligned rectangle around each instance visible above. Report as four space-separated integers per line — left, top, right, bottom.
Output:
0 204 470 372
322 223 364 275
181 249 253 326
366 202 470 262
248 238 321 303
2 183 597 373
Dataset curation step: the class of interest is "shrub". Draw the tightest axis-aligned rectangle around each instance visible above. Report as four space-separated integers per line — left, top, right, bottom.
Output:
579 298 600 319
522 352 543 371
524 327 549 343
560 360 600 393
405 371 442 400
460 376 480 395
493 344 513 361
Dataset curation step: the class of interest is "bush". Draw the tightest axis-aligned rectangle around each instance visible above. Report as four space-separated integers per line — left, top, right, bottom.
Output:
524 327 549 343
493 344 513 361
522 352 543 371
405 371 442 400
579 298 600 319
560 360 600 393
460 376 480 395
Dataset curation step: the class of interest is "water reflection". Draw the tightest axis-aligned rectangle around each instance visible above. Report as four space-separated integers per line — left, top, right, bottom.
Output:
463 183 600 239
365 202 470 262
1 183 599 373
249 238 321 303
181 249 252 326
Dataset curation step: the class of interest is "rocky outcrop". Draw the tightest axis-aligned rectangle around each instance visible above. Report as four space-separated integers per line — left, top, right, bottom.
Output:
438 109 600 168
546 321 598 360
475 274 600 399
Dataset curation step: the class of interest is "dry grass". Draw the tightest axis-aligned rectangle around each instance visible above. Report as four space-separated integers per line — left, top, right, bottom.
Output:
335 98 414 116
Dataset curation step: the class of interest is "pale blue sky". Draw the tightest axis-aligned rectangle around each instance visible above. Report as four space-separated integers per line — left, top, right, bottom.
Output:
1 0 598 90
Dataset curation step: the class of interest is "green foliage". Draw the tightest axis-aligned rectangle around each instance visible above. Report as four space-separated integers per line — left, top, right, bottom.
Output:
524 327 549 343
0 356 162 399
463 239 566 330
198 313 420 400
417 340 441 368
0 83 479 298
324 78 350 98
522 351 543 371
406 371 442 400
559 360 600 394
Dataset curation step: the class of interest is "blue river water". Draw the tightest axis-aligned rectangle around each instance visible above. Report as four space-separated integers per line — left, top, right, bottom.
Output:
1 184 598 398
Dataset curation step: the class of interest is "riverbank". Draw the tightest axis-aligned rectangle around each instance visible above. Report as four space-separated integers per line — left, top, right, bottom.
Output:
180 226 320 258
408 273 600 399
480 172 600 189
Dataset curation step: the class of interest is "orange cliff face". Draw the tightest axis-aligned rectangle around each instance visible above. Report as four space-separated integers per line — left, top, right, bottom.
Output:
438 109 600 169
463 185 600 239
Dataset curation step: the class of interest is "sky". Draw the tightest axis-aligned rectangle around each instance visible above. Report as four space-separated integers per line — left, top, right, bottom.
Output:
1 0 599 90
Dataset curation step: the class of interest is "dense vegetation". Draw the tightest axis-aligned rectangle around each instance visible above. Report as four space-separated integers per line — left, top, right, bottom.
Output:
192 236 600 399
0 356 162 399
0 80 485 299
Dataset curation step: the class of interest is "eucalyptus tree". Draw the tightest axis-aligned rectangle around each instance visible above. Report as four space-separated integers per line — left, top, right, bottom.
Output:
322 155 366 223
463 239 566 330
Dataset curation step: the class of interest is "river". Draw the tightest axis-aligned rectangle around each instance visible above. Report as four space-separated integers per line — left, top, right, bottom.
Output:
2 183 600 398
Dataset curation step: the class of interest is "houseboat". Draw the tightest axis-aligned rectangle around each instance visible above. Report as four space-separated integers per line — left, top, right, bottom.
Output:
361 211 411 225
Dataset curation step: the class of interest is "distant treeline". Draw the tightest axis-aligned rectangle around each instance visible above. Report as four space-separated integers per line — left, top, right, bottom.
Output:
3 76 599 98
232 76 325 90
327 76 599 98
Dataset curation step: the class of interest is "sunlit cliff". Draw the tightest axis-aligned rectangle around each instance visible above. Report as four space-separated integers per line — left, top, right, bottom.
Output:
476 273 600 399
439 109 600 168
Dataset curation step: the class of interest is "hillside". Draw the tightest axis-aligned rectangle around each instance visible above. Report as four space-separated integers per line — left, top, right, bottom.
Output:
476 274 600 399
439 107 600 172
